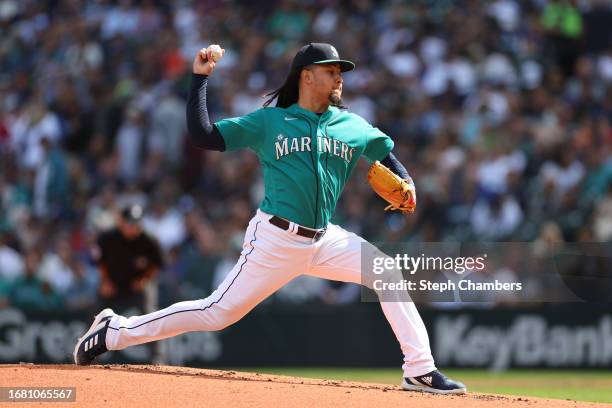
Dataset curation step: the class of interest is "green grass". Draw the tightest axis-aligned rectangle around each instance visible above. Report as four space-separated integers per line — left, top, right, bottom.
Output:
232 368 612 403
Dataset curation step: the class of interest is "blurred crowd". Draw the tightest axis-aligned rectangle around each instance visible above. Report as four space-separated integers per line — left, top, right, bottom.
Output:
0 0 610 312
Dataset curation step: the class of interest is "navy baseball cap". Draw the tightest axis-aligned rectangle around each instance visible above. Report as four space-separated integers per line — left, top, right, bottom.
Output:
121 204 144 224
291 43 355 73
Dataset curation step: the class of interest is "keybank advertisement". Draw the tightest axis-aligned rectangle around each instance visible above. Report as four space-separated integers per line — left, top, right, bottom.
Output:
435 315 612 369
0 306 610 369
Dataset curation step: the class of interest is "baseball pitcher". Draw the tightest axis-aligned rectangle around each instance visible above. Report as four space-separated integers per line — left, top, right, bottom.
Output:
74 43 466 394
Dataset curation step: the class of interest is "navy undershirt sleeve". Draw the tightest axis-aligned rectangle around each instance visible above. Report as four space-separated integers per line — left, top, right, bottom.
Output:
381 152 413 184
186 73 226 151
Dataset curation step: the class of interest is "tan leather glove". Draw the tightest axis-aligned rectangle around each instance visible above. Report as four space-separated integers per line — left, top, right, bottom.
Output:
367 161 416 213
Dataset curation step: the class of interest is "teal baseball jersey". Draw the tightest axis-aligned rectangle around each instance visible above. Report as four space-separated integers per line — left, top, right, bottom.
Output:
215 103 393 229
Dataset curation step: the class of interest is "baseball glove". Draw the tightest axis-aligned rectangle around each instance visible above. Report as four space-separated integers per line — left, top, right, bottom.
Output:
367 161 416 213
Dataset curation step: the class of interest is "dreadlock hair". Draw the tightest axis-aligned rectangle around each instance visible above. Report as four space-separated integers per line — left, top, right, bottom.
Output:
263 66 348 109
263 68 300 108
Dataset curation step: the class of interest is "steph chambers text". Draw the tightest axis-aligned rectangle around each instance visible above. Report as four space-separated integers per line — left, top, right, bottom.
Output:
373 279 522 292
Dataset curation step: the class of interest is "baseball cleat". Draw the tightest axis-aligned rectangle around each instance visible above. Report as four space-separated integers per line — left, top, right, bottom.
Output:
73 308 115 365
402 370 467 394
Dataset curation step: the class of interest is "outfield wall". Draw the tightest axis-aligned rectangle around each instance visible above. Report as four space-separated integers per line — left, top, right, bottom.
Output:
0 304 610 370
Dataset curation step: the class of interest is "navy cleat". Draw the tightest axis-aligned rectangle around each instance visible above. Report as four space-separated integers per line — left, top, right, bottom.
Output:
73 308 114 365
402 370 467 395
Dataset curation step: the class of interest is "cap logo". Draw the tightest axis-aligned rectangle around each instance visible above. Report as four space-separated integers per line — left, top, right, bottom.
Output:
330 46 339 59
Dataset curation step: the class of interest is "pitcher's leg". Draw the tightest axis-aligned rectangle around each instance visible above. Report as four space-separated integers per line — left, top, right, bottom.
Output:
308 225 436 377
377 296 436 376
106 219 299 351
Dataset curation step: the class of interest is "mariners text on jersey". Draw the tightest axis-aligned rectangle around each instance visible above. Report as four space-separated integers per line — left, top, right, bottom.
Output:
274 135 356 162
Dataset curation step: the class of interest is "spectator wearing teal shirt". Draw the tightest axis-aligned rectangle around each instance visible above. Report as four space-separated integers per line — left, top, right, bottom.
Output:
8 249 63 312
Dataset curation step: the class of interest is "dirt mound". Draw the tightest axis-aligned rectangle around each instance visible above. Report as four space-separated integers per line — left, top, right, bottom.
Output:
0 364 605 407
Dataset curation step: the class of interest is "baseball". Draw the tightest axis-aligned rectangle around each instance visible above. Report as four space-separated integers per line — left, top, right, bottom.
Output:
208 44 223 62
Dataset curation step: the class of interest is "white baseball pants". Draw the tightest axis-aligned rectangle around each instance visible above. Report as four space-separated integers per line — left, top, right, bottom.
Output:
105 209 436 377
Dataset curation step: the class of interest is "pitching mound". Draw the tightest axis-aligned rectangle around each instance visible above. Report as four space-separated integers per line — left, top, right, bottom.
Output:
0 364 604 407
